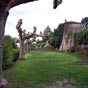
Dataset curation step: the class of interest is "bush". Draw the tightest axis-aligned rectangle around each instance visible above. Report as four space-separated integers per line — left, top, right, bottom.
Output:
13 49 19 62
74 28 88 45
3 35 19 69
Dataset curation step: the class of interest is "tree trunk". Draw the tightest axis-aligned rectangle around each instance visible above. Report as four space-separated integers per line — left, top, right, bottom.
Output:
26 40 30 52
18 39 25 60
0 11 8 87
25 43 28 52
26 42 29 51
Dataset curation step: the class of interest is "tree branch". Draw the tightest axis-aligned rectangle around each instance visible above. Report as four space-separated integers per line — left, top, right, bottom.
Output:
9 0 38 9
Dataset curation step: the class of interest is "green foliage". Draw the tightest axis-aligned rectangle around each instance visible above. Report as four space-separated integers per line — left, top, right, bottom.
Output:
3 35 19 69
74 28 88 45
12 38 18 48
12 49 19 62
49 23 64 48
4 51 88 88
81 17 88 24
36 41 45 48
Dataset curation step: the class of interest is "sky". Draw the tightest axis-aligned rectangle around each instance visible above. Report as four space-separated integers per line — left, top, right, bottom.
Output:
5 0 88 38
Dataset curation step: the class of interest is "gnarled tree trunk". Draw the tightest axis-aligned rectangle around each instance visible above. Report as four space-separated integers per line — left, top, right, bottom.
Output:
0 11 9 88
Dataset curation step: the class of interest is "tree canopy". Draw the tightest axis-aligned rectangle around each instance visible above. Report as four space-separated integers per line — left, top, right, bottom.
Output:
81 17 88 24
49 23 64 48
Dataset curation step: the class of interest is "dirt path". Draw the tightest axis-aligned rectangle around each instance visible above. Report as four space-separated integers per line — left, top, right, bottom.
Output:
8 74 76 88
37 79 76 88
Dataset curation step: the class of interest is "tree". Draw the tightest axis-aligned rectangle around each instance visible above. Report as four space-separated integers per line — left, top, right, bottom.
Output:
81 17 88 24
81 17 88 29
53 0 62 9
0 0 62 87
43 25 52 42
16 19 37 60
24 36 36 52
0 0 37 87
49 23 64 48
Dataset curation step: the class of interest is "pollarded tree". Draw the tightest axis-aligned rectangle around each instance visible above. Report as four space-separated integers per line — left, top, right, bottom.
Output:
24 36 36 52
16 19 37 60
35 26 52 48
43 25 52 42
0 0 62 87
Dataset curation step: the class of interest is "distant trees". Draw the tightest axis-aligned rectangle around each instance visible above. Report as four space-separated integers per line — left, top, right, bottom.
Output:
81 17 88 29
36 40 45 48
42 26 52 41
81 17 88 24
49 23 64 49
3 35 19 69
35 25 52 49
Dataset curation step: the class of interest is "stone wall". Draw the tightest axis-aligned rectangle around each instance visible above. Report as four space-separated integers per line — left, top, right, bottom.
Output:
74 44 88 56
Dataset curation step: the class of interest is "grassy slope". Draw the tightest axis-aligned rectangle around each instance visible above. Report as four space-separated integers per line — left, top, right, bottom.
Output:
4 51 88 88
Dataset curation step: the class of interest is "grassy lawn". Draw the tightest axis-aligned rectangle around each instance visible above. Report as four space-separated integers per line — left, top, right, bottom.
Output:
4 51 88 88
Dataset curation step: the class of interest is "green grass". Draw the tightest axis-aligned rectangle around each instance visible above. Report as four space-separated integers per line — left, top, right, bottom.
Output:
4 51 88 88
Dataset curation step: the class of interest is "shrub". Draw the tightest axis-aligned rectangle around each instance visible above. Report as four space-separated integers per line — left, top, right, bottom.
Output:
13 49 19 62
74 28 88 45
3 35 19 69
